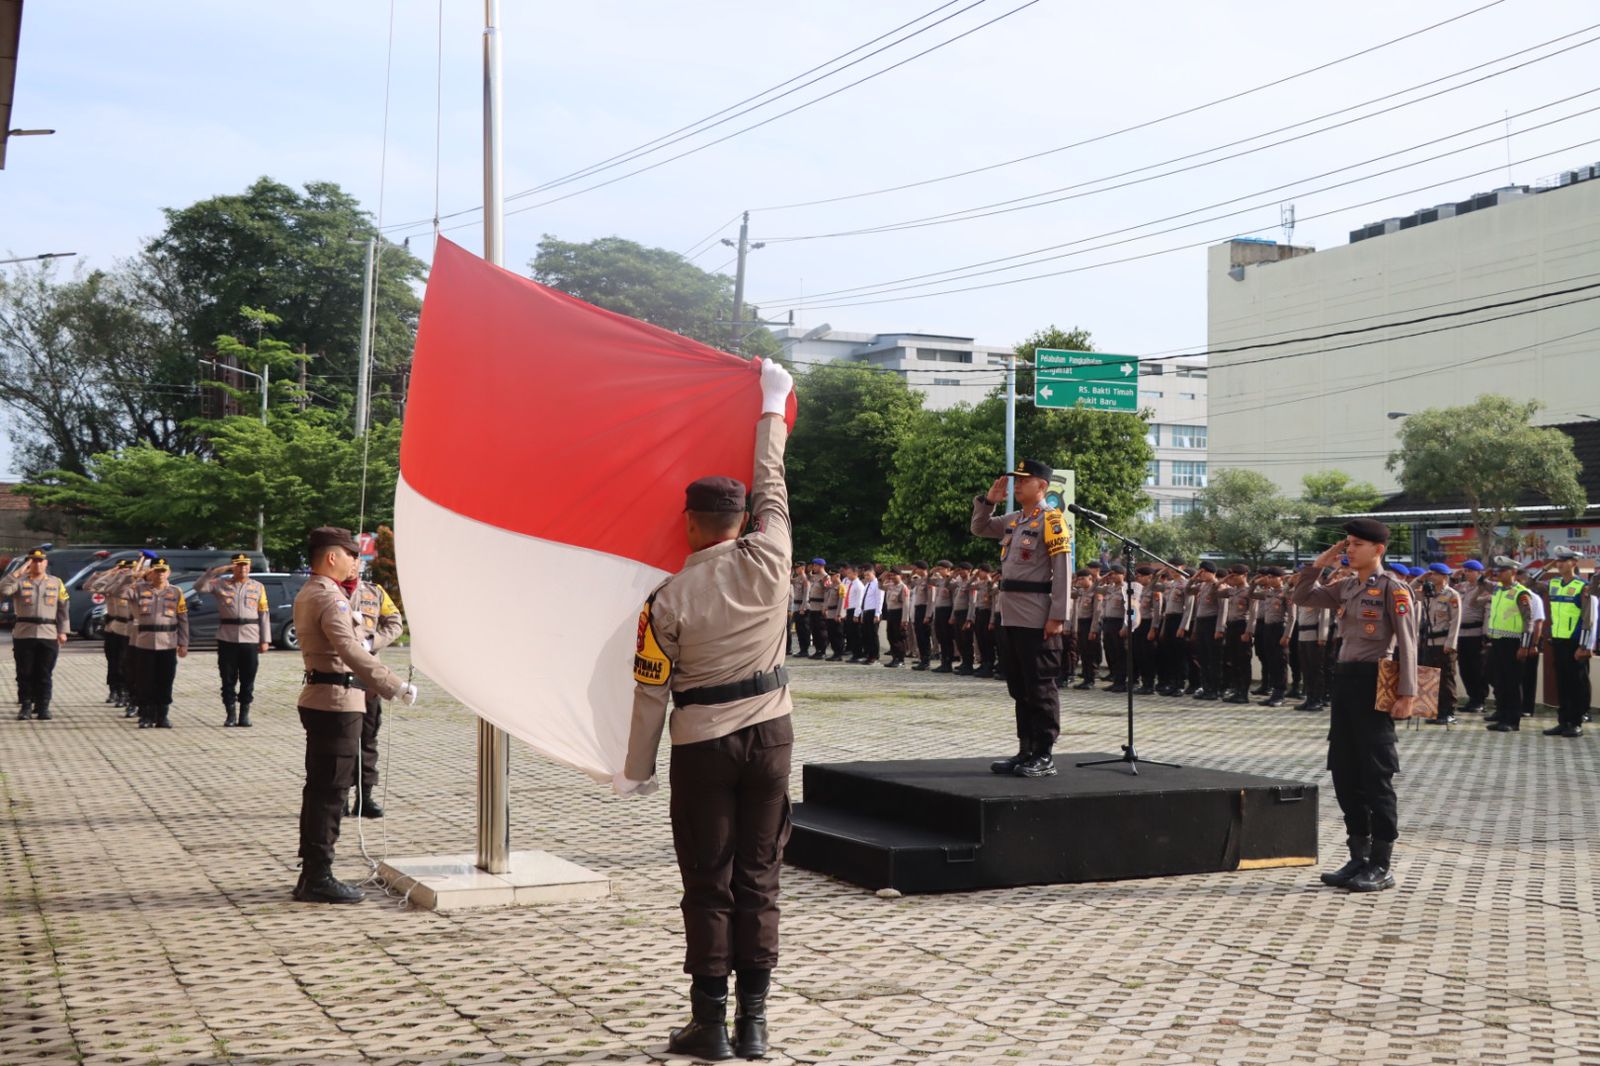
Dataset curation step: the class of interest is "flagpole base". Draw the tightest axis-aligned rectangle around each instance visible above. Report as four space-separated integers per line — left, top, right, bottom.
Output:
378 850 610 912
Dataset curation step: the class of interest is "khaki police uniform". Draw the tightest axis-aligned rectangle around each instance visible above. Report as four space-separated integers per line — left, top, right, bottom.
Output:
968 574 995 676
1158 576 1188 692
1246 584 1289 701
351 582 405 790
1419 582 1462 720
882 577 911 664
805 571 827 658
1132 578 1160 691
126 578 188 727
791 572 811 657
0 564 69 718
1097 579 1134 687
626 415 793 980
88 565 139 706
1182 577 1222 696
910 573 933 666
1456 577 1491 710
821 577 843 660
196 567 272 722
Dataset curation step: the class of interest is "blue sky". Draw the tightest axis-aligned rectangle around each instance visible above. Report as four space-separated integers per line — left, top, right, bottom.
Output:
4 0 1598 477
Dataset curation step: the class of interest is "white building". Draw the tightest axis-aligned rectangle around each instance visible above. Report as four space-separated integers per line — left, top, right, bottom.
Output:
773 325 1209 518
1207 162 1600 495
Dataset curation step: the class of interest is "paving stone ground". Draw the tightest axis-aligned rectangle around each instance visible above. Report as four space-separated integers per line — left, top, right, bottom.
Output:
1 635 1596 1065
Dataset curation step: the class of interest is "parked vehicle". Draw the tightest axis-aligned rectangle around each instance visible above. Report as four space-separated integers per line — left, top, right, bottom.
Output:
52 549 271 638
2 545 142 630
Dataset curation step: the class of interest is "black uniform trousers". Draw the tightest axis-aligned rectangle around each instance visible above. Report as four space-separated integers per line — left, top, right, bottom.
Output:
1192 615 1220 692
217 640 260 709
843 613 860 659
1323 636 1340 699
1158 614 1184 689
1101 618 1127 683
297 707 364 866
1417 645 1456 719
810 613 828 655
955 611 975 668
1457 633 1489 706
103 631 126 693
1328 661 1400 844
1520 649 1540 716
998 625 1062 753
860 610 880 662
913 605 931 663
13 637 59 707
1296 639 1326 705
793 612 810 656
1132 619 1157 688
671 715 793 977
824 618 844 657
1551 636 1590 729
1256 622 1287 694
1224 621 1251 694
1488 637 1524 724
1075 617 1100 683
883 609 906 660
1287 634 1303 691
934 606 955 665
974 610 994 670
132 647 178 713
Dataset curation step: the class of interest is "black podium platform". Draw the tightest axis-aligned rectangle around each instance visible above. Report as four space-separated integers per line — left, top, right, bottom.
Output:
786 757 1318 894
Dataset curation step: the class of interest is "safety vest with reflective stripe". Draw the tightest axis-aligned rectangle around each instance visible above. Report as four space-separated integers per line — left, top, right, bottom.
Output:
1487 583 1532 639
1548 577 1586 640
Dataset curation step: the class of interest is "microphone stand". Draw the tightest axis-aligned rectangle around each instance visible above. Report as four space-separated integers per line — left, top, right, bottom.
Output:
1072 510 1181 775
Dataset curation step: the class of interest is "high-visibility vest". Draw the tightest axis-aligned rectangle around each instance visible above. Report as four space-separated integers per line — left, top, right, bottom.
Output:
1548 577 1586 640
1487 583 1532 639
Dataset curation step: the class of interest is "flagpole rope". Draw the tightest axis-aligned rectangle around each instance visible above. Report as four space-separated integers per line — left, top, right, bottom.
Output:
432 0 445 243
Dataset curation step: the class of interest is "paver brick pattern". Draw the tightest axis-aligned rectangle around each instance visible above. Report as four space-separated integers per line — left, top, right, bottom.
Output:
0 640 1596 1064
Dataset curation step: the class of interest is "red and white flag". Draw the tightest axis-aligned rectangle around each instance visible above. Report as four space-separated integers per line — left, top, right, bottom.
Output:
397 239 794 781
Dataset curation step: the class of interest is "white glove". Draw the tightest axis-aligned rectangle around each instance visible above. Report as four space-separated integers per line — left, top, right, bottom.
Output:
611 773 659 798
364 637 374 652
398 683 419 706
760 359 794 416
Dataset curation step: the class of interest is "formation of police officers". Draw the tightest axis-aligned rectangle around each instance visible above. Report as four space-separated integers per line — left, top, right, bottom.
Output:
784 545 1593 737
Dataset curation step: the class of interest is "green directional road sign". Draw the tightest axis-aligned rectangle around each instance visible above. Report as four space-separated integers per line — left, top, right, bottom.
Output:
1033 349 1140 412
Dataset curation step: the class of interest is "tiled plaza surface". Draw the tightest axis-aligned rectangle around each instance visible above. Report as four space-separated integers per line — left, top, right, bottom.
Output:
1 635 1597 1065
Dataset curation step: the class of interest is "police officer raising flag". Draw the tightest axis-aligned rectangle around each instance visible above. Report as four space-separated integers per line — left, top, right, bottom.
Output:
972 459 1072 779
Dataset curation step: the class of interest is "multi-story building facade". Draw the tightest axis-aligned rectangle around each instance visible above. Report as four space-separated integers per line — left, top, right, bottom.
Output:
1138 359 1210 519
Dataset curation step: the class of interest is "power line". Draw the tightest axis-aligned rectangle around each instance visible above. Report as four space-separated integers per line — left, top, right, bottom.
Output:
770 134 1600 311
404 0 1046 241
762 96 1600 306
751 0 1511 213
756 26 1600 242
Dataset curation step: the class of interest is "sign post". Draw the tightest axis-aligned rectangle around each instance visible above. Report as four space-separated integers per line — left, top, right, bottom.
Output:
1034 350 1139 412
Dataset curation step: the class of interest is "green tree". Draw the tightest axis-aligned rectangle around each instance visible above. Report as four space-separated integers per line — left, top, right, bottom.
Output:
1387 395 1586 560
788 362 924 561
886 404 1003 563
1124 515 1205 566
1185 468 1306 568
1298 469 1386 552
530 234 778 357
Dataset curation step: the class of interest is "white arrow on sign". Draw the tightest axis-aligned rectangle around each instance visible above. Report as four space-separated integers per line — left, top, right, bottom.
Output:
1040 386 1053 399
1120 362 1134 376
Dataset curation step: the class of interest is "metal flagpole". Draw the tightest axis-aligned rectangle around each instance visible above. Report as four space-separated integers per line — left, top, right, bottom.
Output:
1005 352 1017 512
476 0 511 876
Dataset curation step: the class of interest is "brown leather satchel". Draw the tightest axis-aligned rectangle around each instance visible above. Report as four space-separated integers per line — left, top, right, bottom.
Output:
1376 659 1441 719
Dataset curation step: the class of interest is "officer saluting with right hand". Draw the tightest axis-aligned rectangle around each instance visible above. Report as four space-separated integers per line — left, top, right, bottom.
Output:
972 460 1072 778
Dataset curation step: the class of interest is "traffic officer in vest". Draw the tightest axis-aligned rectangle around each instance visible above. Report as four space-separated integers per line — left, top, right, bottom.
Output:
127 558 188 729
0 549 69 721
1543 546 1589 738
293 527 418 904
196 554 271 727
349 578 405 816
1485 556 1538 732
618 359 793 1062
1418 563 1462 724
88 559 138 708
972 459 1073 778
1289 519 1417 893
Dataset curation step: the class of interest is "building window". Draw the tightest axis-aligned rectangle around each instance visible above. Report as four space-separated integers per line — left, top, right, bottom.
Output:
1170 425 1207 449
1145 460 1160 486
1179 391 1198 401
1170 498 1196 516
1172 461 1208 488
932 377 960 386
1143 499 1161 519
918 348 973 363
1176 367 1207 379
1145 390 1164 399
1139 363 1165 376
1146 423 1161 447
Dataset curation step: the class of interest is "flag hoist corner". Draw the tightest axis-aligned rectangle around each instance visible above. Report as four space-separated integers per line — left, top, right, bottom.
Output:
396 238 796 782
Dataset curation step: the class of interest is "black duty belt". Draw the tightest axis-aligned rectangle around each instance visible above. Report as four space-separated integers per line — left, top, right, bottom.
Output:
138 624 178 632
217 618 255 625
674 666 789 708
305 670 367 691
15 616 54 625
999 579 1052 594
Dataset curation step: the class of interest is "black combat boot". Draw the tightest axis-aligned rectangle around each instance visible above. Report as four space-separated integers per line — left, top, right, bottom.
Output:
667 986 735 1061
33 702 51 721
1251 682 1270 696
105 688 117 704
359 786 384 818
1346 841 1396 892
734 982 770 1060
1286 682 1303 701
113 688 126 707
236 703 252 728
16 701 32 721
1263 690 1286 708
124 703 140 719
156 705 173 729
911 660 929 671
293 862 366 904
1014 751 1057 778
990 744 1031 775
1319 837 1370 887
223 702 237 727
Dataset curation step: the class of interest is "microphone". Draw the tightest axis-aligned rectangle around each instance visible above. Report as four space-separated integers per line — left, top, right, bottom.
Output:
1067 502 1108 523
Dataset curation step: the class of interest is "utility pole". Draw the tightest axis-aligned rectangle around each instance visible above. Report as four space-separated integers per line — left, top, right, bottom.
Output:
721 212 765 354
1005 353 1017 513
355 237 376 436
298 346 309 413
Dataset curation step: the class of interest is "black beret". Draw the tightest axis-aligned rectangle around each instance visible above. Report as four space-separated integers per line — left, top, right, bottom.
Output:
1002 458 1053 481
1109 562 1127 574
684 476 746 513
1199 561 1217 573
956 560 973 570
935 558 953 568
913 560 930 570
1341 518 1390 545
1074 568 1089 577
1262 566 1285 577
1086 560 1104 569
1229 563 1250 575
308 526 360 556
1134 565 1154 575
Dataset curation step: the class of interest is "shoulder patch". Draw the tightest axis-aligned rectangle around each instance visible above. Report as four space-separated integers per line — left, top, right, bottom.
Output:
1043 511 1070 557
633 600 672 687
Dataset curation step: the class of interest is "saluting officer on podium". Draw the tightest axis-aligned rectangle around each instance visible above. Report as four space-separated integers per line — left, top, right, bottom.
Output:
971 459 1072 779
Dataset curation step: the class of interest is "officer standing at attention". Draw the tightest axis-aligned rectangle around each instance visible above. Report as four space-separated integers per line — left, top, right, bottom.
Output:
88 559 137 708
804 559 828 659
1 549 69 721
350 576 406 817
1289 519 1417 893
1291 568 1332 712
1180 562 1222 699
910 561 934 670
1485 556 1537 732
968 563 996 679
292 527 418 904
1418 563 1462 725
880 568 910 668
1454 560 1491 714
971 460 1072 778
196 554 271 727
931 560 957 672
1542 546 1589 738
1245 568 1289 707
1096 563 1133 693
1071 569 1100 690
616 360 793 1062
789 565 807 657
127 559 187 729
821 567 844 661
